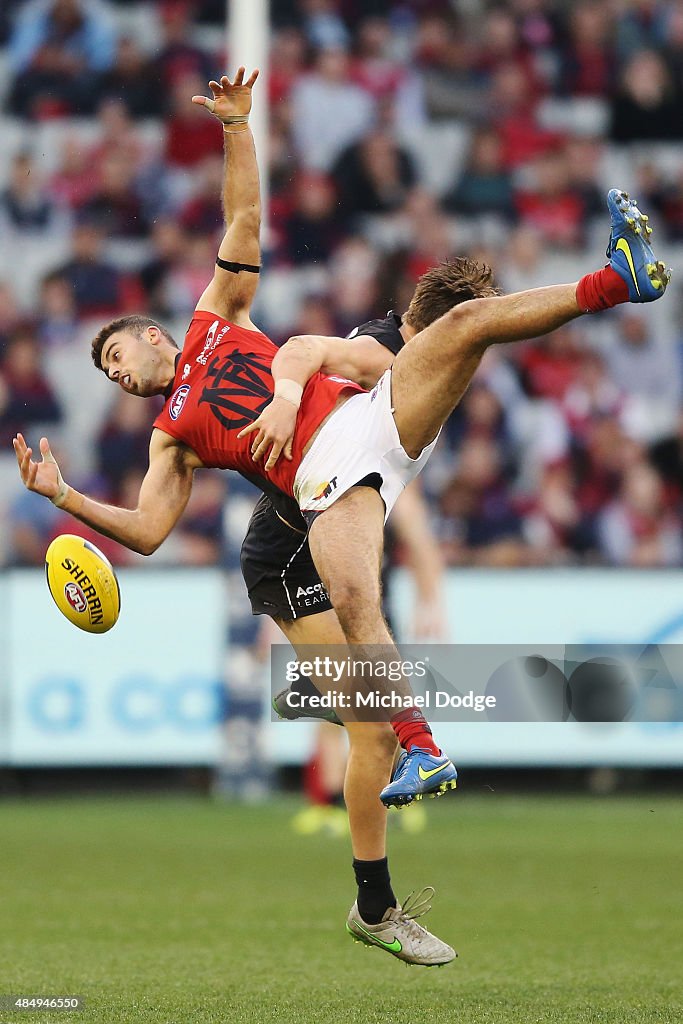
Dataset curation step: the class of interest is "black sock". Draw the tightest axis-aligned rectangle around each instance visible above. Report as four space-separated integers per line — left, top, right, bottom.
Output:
353 857 396 924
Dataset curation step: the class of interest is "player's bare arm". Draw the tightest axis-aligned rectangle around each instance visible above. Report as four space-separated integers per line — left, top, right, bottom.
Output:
13 429 201 556
192 67 262 327
237 334 394 468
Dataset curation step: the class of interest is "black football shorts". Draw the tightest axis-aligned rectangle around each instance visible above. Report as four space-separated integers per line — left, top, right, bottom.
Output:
240 493 333 620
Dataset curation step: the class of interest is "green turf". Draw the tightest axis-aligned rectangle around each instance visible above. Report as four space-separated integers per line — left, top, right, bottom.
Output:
1 793 682 1024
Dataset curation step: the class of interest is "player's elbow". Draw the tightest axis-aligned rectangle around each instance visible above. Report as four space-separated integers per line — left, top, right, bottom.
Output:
443 297 498 353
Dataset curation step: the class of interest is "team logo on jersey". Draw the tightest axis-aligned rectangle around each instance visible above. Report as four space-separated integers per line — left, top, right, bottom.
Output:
199 349 272 431
169 383 191 420
197 320 230 365
64 581 87 613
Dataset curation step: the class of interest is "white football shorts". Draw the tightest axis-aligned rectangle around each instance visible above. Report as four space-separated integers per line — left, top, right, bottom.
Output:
293 369 439 522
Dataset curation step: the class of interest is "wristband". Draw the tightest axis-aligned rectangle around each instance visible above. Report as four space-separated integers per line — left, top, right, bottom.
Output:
274 379 303 409
52 480 69 508
42 447 69 507
223 115 250 134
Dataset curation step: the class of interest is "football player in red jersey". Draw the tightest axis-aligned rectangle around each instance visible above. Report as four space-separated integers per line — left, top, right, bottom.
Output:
14 66 671 965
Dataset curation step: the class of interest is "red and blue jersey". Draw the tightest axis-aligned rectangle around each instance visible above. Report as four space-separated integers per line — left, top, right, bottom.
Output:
154 311 363 497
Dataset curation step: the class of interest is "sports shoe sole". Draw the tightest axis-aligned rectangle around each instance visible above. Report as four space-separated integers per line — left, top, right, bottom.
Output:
345 923 450 967
609 189 670 297
385 777 458 809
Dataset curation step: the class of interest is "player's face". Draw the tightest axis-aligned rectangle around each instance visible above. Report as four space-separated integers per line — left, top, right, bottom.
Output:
101 329 165 397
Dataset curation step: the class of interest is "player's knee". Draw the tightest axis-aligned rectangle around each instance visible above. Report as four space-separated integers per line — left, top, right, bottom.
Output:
328 578 380 633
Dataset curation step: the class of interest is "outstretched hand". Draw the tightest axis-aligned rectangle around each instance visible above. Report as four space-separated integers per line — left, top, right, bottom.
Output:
237 398 298 472
13 433 67 504
191 67 259 124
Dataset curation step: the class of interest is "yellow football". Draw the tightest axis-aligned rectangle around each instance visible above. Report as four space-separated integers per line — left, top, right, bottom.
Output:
45 534 121 633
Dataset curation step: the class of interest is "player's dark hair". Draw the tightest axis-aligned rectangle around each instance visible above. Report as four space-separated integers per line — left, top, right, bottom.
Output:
91 315 177 372
404 257 500 332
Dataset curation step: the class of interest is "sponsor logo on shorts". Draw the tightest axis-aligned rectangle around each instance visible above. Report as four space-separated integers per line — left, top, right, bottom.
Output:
295 583 329 608
370 376 384 402
64 581 87 614
169 384 191 420
312 476 338 501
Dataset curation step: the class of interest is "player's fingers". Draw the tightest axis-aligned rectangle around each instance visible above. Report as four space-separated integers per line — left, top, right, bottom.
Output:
234 66 245 86
208 79 221 94
265 441 283 471
237 421 260 439
245 68 259 88
39 437 52 459
252 443 267 463
28 460 38 487
251 431 267 459
191 95 212 110
284 438 293 461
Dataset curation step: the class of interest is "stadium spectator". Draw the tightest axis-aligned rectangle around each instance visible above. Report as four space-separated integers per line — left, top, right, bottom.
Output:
154 0 214 103
95 392 161 499
521 461 587 563
489 61 562 167
597 460 682 566
557 1 615 98
48 135 96 209
98 36 159 119
0 152 66 234
351 16 408 101
414 13 488 122
610 49 683 142
0 328 62 446
438 437 527 567
444 128 516 222
563 136 606 219
165 72 225 168
515 148 585 248
332 130 417 219
36 271 79 348
81 150 146 238
52 219 144 318
615 0 670 61
7 0 117 117
299 0 350 51
180 155 224 237
327 236 381 335
0 281 23 350
161 232 217 318
518 325 585 403
601 309 682 442
290 45 376 171
277 172 342 266
269 27 307 104
139 220 187 319
0 0 682 574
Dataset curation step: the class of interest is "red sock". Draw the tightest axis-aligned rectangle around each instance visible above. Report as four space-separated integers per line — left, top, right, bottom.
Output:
576 266 629 313
390 707 440 756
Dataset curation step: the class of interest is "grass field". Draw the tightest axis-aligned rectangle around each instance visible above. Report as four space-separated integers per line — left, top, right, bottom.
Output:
1 793 682 1024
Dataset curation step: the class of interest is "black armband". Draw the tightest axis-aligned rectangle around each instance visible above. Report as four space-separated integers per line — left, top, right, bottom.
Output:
216 257 261 274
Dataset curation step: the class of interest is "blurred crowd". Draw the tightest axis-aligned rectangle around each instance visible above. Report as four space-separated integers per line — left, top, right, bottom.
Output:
0 0 682 572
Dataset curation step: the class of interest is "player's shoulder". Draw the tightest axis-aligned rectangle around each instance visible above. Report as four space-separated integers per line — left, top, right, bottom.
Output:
346 311 405 355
